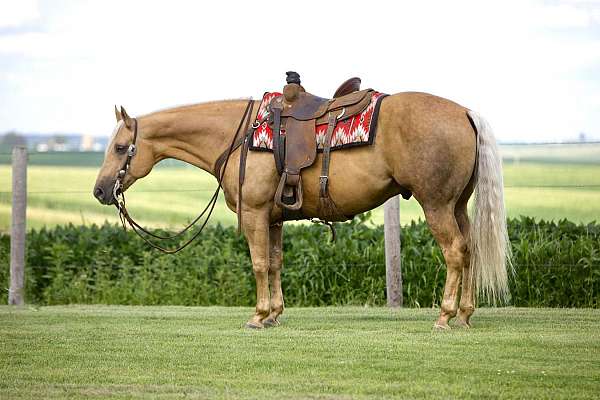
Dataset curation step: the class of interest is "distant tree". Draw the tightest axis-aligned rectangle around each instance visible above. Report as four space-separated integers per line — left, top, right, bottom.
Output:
578 132 587 142
0 131 27 152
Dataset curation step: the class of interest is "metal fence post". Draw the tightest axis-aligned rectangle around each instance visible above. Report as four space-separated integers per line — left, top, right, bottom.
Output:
384 195 402 308
9 146 27 305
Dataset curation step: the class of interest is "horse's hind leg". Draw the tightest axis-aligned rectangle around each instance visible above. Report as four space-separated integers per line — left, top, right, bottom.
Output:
263 223 284 327
455 195 475 328
424 205 468 329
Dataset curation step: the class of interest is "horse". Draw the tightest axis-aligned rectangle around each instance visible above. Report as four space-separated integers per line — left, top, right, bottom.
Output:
93 91 512 329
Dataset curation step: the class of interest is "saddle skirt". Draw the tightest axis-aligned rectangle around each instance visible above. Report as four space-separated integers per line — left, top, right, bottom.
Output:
250 91 387 153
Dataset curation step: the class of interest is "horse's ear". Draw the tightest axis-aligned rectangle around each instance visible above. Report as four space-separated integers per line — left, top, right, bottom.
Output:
115 105 122 122
120 106 134 129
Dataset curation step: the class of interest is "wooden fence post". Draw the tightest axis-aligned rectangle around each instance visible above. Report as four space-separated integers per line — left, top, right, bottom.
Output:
384 195 402 307
9 146 27 306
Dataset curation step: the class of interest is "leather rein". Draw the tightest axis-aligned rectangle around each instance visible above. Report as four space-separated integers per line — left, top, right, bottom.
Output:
113 99 255 254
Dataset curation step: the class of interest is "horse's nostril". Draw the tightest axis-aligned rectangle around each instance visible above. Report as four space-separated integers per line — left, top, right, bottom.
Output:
94 187 104 200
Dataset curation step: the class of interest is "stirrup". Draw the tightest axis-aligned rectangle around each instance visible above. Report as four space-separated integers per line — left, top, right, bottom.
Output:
275 172 303 211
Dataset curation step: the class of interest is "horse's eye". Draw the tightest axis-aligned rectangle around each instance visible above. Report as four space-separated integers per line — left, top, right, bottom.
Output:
115 144 127 154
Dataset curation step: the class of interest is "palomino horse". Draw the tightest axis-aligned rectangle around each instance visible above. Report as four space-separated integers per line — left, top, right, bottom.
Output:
93 91 512 329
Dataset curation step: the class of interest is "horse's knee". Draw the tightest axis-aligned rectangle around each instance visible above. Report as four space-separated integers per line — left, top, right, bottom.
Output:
252 260 269 274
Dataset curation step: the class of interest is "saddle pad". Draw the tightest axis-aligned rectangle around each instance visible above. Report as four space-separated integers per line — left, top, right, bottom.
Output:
250 91 387 152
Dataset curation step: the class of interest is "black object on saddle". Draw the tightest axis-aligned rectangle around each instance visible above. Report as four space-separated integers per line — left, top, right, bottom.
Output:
269 71 374 222
286 71 301 85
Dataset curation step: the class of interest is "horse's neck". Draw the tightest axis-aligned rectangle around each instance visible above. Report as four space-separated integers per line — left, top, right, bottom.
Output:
139 100 254 174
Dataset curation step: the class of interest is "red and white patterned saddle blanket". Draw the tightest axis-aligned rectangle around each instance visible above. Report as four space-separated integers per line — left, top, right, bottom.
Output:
250 91 387 152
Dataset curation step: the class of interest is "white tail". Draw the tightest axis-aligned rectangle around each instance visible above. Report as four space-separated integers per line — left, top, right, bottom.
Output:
467 110 513 304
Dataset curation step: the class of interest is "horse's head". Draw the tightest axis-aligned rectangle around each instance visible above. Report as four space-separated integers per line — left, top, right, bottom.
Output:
93 106 154 205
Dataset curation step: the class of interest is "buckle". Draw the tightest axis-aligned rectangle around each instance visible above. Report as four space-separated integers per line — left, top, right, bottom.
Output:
127 144 137 156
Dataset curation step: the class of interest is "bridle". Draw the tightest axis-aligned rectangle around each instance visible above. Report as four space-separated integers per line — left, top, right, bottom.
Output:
112 119 138 202
112 99 255 254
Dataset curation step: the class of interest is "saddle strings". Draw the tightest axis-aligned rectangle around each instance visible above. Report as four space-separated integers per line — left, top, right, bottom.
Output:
114 99 254 254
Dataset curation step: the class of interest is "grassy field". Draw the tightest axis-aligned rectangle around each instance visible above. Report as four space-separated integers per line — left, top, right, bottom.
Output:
0 306 598 399
1 159 599 231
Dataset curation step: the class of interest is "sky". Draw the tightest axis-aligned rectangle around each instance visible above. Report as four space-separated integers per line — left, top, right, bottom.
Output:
0 0 599 142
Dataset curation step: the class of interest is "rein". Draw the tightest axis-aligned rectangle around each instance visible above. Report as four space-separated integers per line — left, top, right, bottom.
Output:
113 99 255 254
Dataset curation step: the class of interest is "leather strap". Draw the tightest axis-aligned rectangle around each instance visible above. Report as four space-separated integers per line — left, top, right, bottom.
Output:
319 113 337 198
237 102 255 189
213 113 271 178
318 112 347 221
113 118 139 199
214 136 245 178
271 102 284 175
236 101 255 234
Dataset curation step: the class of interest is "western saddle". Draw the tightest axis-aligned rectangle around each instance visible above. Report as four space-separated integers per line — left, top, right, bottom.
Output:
270 71 374 221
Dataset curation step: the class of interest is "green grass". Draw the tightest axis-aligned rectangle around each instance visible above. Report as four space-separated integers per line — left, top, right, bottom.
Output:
0 164 236 232
500 143 600 164
0 306 598 399
1 160 599 231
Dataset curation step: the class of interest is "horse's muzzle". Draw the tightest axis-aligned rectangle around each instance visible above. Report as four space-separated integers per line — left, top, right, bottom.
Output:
93 184 115 205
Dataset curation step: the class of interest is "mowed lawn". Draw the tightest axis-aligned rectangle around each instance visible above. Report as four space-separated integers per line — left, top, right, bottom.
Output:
0 306 598 399
1 160 599 231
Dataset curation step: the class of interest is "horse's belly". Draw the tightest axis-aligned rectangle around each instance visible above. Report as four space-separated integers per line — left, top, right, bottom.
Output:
298 148 398 218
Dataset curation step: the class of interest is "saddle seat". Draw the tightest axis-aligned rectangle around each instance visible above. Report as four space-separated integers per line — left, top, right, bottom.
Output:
269 71 375 221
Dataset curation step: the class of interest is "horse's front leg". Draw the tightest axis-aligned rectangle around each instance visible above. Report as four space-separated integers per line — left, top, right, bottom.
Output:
242 208 271 329
263 222 284 327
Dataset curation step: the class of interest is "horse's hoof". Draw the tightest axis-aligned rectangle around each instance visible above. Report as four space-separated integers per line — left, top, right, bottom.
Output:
433 322 451 331
263 318 280 328
245 321 263 329
455 319 471 329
